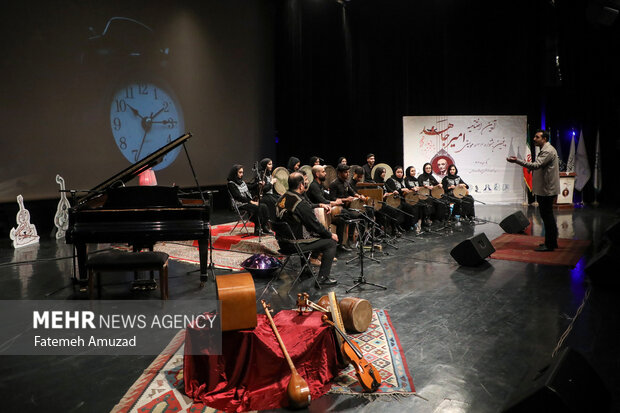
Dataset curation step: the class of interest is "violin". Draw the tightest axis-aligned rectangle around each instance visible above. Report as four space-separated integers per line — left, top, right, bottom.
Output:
322 315 382 392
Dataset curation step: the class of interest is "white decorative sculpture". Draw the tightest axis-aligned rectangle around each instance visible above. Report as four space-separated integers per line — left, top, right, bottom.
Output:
54 174 70 239
9 195 40 248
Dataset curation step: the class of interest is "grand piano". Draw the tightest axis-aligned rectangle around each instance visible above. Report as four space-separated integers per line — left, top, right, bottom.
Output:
66 133 211 286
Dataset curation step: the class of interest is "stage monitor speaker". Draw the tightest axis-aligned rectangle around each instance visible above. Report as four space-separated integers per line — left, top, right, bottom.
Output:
585 244 620 287
500 211 530 234
501 347 610 413
450 233 495 266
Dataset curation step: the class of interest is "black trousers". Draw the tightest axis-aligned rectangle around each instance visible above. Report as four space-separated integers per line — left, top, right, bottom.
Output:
537 195 558 247
282 238 337 278
239 203 269 228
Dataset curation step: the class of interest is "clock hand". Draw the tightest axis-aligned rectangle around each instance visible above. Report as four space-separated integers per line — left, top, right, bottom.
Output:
126 104 146 120
150 105 167 121
135 128 149 161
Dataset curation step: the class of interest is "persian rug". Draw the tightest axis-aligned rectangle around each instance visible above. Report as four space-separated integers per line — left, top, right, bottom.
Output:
490 234 590 267
116 222 280 270
111 310 416 412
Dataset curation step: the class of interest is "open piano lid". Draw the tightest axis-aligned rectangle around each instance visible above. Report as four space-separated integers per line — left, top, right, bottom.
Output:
75 133 192 207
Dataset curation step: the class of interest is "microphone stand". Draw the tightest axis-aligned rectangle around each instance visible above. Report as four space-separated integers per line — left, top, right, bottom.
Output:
346 209 381 263
345 218 387 293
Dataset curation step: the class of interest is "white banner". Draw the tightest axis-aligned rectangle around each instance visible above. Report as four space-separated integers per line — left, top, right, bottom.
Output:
403 115 527 204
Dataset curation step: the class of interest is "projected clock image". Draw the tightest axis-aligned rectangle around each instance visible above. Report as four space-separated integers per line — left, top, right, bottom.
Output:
109 81 184 171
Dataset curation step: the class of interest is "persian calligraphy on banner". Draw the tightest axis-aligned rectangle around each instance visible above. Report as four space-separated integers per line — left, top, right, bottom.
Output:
403 115 527 204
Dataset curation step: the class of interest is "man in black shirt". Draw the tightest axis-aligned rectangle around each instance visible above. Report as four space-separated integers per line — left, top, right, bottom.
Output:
362 153 376 183
329 164 366 252
276 173 338 285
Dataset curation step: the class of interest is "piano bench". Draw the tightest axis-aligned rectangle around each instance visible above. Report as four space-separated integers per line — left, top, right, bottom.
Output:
86 251 169 300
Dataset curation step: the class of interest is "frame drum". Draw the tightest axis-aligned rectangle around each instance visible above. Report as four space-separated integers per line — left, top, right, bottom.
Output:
323 165 337 189
452 186 469 198
385 193 401 208
405 192 419 205
371 163 393 182
417 187 430 200
300 165 314 184
431 186 445 199
272 166 289 195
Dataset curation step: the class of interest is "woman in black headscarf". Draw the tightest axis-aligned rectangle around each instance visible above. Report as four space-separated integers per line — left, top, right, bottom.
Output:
405 165 431 229
385 166 419 231
252 158 278 221
227 164 272 235
418 162 448 224
338 156 347 165
287 156 301 173
441 164 475 219
373 167 404 234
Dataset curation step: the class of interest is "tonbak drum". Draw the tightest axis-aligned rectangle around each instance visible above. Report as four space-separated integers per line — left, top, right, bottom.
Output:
317 295 373 333
405 191 420 205
339 297 373 333
349 198 365 211
452 186 469 199
272 166 289 195
215 272 257 331
300 165 314 184
431 186 445 199
314 207 331 230
417 187 430 200
385 194 401 208
323 165 337 189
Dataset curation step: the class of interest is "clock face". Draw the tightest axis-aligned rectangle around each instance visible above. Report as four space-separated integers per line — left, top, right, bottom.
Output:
109 81 184 171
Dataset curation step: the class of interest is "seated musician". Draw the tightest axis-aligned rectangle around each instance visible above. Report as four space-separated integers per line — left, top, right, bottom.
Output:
405 166 431 229
385 166 419 231
252 158 278 221
338 156 347 166
373 167 405 235
287 156 301 173
276 172 338 285
362 153 376 183
309 156 324 166
329 164 366 252
418 162 448 224
227 164 272 236
441 164 475 220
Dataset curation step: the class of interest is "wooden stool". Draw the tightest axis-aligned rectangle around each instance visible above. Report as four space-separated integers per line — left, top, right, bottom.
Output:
86 251 169 299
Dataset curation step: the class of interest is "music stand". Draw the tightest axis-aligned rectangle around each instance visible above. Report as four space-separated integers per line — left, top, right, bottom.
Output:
346 215 381 264
345 219 387 293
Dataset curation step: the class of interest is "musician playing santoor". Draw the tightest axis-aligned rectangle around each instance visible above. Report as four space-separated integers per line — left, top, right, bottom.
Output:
276 172 338 285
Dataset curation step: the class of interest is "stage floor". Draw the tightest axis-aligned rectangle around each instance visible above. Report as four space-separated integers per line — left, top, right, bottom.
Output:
1 204 619 412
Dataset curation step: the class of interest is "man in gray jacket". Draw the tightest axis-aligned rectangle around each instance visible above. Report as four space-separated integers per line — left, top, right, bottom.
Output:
507 129 560 251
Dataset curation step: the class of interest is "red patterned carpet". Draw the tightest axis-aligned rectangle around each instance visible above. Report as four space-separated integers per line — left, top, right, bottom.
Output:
490 234 590 267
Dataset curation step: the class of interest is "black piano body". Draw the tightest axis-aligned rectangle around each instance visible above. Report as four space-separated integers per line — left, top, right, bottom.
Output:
66 133 210 284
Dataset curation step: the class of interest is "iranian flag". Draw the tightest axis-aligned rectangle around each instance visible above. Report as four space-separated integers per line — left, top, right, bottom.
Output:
523 129 533 191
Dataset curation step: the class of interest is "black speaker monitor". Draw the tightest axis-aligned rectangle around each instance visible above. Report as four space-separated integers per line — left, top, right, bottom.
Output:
501 347 610 413
500 211 530 234
450 233 495 266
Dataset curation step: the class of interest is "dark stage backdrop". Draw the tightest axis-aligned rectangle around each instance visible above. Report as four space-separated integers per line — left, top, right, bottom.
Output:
0 0 275 203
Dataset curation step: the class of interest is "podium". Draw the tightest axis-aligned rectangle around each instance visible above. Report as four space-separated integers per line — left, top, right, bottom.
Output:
555 172 576 207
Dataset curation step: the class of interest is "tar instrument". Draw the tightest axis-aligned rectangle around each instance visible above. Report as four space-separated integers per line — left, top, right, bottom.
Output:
452 186 469 198
431 186 445 199
261 300 311 409
272 166 290 195
322 315 382 392
323 165 337 189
